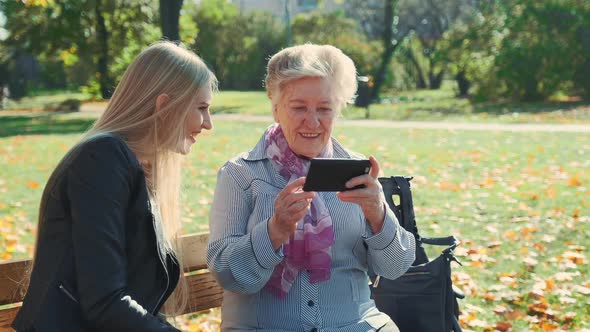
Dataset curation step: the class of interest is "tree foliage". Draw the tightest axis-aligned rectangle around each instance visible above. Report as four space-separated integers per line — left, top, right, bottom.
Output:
435 2 505 98
495 0 590 100
401 0 477 90
291 11 382 77
438 0 590 101
191 0 285 90
0 0 159 98
1 0 588 102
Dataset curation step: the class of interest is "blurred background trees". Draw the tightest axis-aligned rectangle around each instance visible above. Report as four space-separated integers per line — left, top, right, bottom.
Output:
0 0 158 99
190 0 284 90
0 0 588 103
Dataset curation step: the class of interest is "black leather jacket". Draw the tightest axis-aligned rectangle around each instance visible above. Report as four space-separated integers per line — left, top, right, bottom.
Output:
12 134 181 331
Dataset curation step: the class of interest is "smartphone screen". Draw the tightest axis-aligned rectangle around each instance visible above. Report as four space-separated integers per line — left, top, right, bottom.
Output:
303 158 371 192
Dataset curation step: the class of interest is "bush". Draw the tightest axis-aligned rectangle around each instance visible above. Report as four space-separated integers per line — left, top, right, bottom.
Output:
192 0 285 90
44 98 81 112
292 11 382 77
437 0 590 101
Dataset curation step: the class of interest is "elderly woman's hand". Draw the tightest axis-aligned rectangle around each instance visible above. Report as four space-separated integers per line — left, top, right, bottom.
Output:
337 156 386 234
268 177 316 250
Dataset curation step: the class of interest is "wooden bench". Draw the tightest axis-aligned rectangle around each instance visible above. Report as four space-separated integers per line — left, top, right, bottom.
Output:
0 232 223 331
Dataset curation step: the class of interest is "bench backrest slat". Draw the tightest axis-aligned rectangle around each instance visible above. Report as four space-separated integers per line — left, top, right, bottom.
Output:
0 307 18 330
181 232 209 271
0 232 223 330
184 271 223 315
0 259 30 306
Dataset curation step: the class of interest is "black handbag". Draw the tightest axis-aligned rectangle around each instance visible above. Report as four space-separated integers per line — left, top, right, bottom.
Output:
371 176 464 332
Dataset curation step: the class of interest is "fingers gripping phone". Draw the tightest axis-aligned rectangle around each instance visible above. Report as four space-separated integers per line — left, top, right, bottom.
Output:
303 158 371 192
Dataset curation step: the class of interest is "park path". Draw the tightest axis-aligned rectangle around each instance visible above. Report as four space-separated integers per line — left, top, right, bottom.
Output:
79 103 590 133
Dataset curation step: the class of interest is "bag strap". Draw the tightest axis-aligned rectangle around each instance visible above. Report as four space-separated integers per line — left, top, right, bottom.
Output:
421 236 457 247
422 236 463 270
391 176 419 236
379 176 429 265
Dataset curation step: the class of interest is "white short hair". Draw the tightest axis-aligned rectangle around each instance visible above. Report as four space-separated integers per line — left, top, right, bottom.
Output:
264 44 357 110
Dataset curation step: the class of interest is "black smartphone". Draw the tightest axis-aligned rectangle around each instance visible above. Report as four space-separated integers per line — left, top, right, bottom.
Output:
303 158 371 192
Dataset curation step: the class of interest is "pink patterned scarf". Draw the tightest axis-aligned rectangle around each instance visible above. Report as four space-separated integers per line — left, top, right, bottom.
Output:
264 124 335 299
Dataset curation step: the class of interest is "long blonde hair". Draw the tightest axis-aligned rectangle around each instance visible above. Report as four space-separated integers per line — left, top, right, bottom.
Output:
35 41 217 316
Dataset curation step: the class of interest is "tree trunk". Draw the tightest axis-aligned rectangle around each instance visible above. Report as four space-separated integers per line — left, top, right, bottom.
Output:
160 0 184 42
0 62 11 106
371 0 403 101
95 0 111 99
455 69 470 97
406 49 427 89
426 53 444 90
429 69 444 89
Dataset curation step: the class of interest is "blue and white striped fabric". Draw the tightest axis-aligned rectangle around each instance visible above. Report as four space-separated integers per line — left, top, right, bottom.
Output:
207 135 416 332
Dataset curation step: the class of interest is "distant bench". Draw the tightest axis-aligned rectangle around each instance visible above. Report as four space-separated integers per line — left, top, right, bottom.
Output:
0 232 223 331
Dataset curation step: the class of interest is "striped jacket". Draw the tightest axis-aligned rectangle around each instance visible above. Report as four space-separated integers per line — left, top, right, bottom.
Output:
207 134 416 332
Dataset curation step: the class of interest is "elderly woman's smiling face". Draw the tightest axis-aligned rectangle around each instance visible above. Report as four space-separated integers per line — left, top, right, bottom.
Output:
273 77 337 159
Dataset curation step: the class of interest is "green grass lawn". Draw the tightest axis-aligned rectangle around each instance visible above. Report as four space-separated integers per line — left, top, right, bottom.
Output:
1 90 93 111
4 87 588 124
210 86 590 124
0 111 589 330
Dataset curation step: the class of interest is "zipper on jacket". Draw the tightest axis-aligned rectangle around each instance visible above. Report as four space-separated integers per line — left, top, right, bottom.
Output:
59 283 79 303
372 275 381 288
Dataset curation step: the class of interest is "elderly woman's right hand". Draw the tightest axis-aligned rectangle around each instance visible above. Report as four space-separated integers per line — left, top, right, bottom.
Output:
268 177 316 250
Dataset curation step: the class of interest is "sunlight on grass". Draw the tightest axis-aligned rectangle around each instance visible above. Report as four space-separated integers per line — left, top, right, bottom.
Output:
211 87 590 124
211 90 268 115
1 91 93 111
4 87 587 124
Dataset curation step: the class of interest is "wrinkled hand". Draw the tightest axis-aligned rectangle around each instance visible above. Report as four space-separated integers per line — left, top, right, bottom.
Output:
337 156 386 234
268 177 315 250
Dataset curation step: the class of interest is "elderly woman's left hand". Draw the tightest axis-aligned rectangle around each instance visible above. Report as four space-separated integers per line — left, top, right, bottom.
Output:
336 156 386 234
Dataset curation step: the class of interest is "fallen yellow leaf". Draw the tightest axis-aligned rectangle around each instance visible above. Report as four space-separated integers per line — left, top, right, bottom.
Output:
568 176 582 187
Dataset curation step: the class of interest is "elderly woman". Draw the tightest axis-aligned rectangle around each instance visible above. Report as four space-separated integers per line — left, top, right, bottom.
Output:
207 44 415 332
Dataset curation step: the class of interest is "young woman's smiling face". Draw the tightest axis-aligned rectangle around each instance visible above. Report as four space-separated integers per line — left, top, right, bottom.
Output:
273 77 337 159
178 87 213 155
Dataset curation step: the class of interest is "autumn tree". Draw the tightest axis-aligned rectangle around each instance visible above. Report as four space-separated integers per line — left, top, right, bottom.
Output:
291 11 382 77
371 0 407 100
191 0 285 90
0 0 158 98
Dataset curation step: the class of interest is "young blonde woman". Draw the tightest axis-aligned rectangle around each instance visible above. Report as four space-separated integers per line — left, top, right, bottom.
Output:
12 41 217 331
